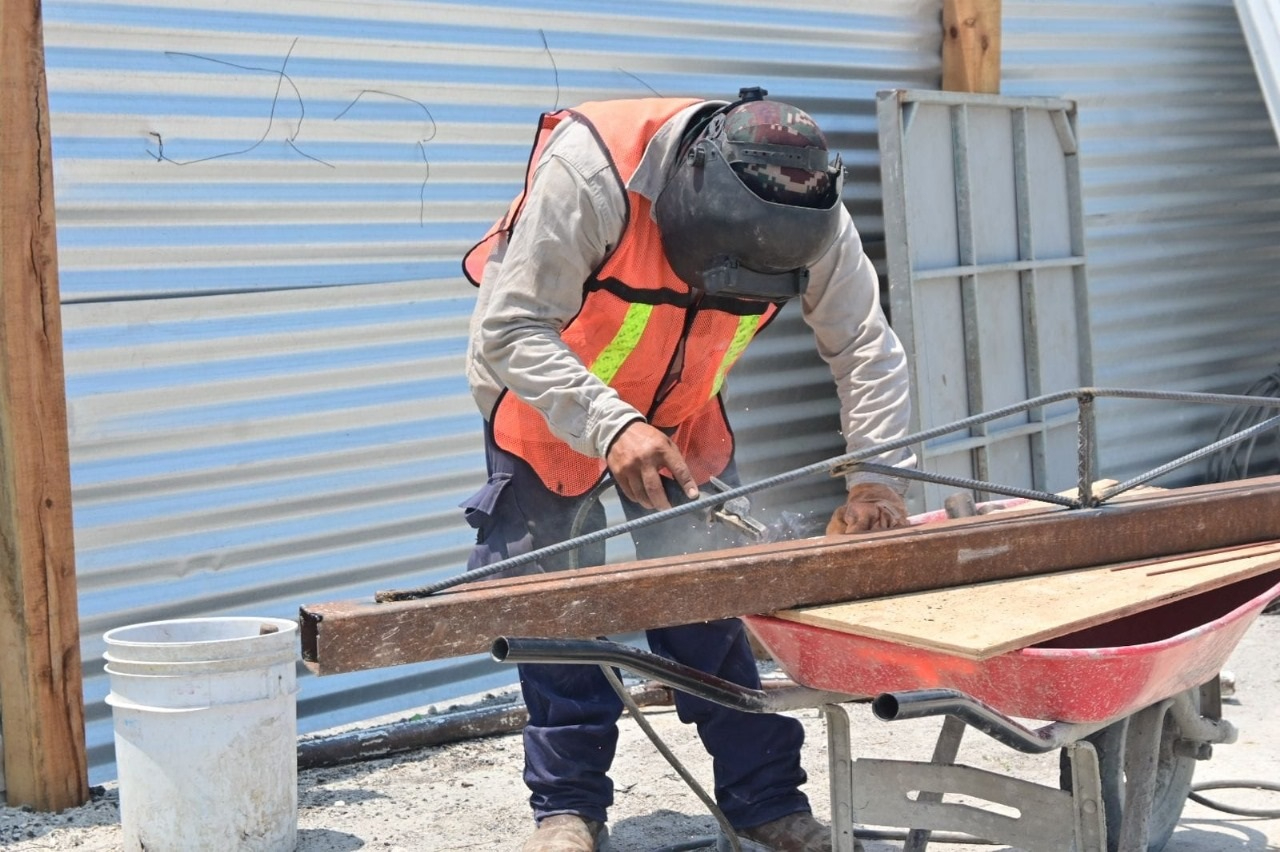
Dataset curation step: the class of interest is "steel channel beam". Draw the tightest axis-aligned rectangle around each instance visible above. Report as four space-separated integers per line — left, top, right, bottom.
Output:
300 475 1280 674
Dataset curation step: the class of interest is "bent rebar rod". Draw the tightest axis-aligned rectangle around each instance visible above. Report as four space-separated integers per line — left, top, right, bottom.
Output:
378 388 1280 601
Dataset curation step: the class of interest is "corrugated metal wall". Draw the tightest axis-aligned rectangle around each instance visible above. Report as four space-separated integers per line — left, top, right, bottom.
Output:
43 0 1280 786
1003 0 1280 481
43 0 941 783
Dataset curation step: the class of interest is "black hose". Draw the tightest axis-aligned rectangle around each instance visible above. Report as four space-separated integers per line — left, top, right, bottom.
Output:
639 781 1280 851
1188 780 1280 818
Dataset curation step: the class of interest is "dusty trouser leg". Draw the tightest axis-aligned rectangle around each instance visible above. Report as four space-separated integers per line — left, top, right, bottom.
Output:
461 423 621 823
519 661 624 825
622 468 811 830
645 620 810 828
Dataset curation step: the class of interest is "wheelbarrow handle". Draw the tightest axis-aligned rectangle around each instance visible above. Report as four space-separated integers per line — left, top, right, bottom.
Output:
873 688 1121 754
491 636 854 714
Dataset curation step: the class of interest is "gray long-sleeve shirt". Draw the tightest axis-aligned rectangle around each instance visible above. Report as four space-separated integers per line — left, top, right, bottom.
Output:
466 101 915 489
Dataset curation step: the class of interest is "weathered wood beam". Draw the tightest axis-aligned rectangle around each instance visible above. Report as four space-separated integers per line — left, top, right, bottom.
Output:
300 477 1280 675
943 0 1002 94
0 0 89 810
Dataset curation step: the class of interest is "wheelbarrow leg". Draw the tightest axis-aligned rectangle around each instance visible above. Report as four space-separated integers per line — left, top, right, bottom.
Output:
904 715 967 852
1116 699 1174 852
823 703 859 852
1065 740 1107 852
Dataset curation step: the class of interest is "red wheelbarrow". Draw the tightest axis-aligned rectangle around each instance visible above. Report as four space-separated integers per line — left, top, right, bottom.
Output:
494 566 1280 852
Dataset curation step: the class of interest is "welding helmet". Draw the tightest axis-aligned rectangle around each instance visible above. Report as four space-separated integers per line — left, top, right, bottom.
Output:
653 87 845 301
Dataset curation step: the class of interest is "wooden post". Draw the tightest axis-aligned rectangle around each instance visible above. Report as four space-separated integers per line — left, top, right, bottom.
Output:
943 0 1002 94
0 0 90 810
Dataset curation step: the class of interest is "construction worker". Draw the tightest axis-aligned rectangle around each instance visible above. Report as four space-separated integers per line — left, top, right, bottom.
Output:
460 87 915 852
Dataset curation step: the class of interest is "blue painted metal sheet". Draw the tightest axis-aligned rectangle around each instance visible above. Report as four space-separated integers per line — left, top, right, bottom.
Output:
1003 0 1280 483
43 0 940 782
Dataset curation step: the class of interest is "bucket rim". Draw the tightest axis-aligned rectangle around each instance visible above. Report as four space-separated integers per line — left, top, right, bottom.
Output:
103 616 298 648
104 653 298 673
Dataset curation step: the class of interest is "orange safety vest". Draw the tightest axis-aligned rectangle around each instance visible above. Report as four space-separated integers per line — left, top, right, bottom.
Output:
463 98 782 496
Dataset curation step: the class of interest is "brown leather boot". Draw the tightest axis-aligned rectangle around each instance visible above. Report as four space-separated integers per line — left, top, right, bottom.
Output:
737 811 857 852
521 814 608 852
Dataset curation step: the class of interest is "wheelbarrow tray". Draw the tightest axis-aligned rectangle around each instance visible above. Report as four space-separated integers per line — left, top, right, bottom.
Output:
745 568 1280 724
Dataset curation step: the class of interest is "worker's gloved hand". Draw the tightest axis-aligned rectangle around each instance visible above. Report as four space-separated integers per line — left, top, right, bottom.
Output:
826 482 909 534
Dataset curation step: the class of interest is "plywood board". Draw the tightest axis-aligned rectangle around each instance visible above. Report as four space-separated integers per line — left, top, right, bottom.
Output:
775 540 1280 660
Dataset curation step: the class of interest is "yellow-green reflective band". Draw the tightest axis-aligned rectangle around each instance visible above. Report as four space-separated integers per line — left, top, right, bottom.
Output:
711 315 762 397
590 302 653 384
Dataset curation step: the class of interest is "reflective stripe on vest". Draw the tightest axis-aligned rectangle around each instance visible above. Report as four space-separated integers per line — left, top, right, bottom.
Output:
589 302 653 385
712 314 763 398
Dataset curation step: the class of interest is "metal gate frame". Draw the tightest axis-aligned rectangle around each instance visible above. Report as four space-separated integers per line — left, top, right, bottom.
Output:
877 89 1094 511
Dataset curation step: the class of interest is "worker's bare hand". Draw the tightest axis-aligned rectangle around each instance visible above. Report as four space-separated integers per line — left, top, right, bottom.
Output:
606 422 700 511
826 482 909 534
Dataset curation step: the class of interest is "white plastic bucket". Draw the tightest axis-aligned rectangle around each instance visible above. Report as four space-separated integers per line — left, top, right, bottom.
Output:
104 617 299 852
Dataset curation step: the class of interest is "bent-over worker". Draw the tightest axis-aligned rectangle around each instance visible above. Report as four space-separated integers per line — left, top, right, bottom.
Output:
460 86 915 852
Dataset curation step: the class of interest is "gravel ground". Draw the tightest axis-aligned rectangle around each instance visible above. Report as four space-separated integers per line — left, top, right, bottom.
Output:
2 616 1278 852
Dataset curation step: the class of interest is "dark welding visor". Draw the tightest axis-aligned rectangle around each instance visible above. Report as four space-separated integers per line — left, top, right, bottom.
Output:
653 122 843 301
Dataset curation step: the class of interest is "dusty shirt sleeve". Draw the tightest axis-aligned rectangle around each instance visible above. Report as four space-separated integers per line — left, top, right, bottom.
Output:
801 207 917 492
467 120 643 459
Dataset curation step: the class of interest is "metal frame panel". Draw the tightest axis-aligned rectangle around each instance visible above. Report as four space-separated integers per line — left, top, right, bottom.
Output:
878 90 1093 511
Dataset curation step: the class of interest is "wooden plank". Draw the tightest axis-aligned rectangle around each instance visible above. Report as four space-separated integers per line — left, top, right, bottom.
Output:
775 541 1280 660
299 476 1280 674
0 0 89 810
942 0 1002 94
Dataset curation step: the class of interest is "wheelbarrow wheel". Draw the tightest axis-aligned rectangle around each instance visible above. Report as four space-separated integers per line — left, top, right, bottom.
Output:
1059 690 1198 852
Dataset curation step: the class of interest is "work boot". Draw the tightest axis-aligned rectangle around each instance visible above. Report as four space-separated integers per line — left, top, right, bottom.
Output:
521 814 609 852
737 811 857 852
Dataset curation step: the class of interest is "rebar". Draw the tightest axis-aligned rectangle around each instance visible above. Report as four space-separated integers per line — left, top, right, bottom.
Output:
376 388 1280 602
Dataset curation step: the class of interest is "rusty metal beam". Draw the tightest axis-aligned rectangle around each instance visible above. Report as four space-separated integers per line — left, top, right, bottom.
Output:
299 476 1280 675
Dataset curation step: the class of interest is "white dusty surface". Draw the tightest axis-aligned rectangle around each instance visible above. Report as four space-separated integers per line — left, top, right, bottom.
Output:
2 615 1278 852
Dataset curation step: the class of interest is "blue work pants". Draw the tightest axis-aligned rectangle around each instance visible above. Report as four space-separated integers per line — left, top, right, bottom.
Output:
461 423 809 830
